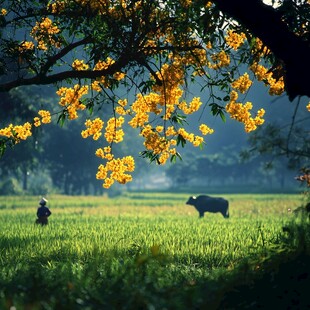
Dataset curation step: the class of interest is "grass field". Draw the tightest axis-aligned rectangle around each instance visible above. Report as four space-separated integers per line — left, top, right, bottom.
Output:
0 193 309 309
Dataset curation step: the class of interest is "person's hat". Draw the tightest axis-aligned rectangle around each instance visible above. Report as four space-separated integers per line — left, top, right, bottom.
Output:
39 197 48 205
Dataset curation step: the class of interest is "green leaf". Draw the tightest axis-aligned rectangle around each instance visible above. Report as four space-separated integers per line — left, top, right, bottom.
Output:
223 95 230 102
57 113 67 127
0 139 6 157
209 103 226 122
176 134 186 147
171 114 188 125
220 111 226 123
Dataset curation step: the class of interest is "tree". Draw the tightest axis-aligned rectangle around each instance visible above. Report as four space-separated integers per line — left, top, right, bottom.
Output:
0 0 309 189
0 86 45 190
244 122 310 169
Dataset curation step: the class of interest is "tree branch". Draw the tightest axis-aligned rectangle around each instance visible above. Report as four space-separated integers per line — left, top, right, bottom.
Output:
40 36 92 75
212 0 310 100
0 54 131 92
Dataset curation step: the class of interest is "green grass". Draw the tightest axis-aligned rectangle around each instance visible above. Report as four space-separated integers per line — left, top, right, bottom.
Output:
0 193 309 309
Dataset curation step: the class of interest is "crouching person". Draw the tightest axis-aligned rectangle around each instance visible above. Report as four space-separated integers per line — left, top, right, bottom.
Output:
35 197 51 225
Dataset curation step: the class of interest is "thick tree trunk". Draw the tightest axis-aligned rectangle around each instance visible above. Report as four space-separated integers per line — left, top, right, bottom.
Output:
212 0 310 100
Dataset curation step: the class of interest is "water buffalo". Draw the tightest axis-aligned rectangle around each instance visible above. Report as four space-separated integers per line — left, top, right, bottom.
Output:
186 195 229 218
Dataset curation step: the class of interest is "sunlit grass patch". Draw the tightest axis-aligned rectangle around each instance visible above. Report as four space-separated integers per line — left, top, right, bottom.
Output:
0 192 307 309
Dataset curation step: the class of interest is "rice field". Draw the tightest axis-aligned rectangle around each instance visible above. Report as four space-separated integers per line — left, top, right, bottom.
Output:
0 192 308 309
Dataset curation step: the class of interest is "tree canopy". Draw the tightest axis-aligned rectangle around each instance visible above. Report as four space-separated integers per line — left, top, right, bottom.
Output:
0 0 309 188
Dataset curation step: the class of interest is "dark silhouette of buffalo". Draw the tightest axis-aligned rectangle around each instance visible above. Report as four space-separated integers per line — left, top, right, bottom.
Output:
186 195 229 218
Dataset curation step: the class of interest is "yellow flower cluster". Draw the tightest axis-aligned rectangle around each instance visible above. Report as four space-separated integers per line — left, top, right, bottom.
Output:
251 38 270 58
268 76 285 96
72 59 89 71
199 124 214 135
141 126 167 154
127 59 214 165
30 17 61 50
152 62 186 120
226 91 265 132
209 50 230 69
1 8 7 15
113 71 126 81
91 57 125 90
128 93 161 128
81 118 104 140
225 30 246 51
48 1 66 14
56 84 88 119
140 125 176 165
306 102 310 112
33 110 52 127
104 117 125 143
0 122 32 142
115 99 129 116
96 155 135 188
250 63 285 96
178 128 204 147
231 73 252 93
19 41 35 52
249 63 268 81
95 146 113 160
39 110 52 124
178 97 203 114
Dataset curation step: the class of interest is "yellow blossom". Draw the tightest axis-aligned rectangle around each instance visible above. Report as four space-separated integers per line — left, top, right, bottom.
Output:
1 8 7 15
231 73 252 93
268 77 284 96
38 110 51 124
209 50 230 69
56 84 88 119
192 135 204 147
199 124 214 135
47 1 66 14
226 101 265 132
31 17 61 50
0 122 32 142
19 41 35 52
94 57 115 71
104 117 125 143
96 155 135 188
206 41 212 49
250 63 268 81
72 59 89 71
165 126 177 136
81 118 104 140
33 117 41 127
115 99 128 115
113 72 126 81
225 30 246 51
103 178 115 189
250 63 284 95
178 97 202 114
156 126 164 133
159 152 170 164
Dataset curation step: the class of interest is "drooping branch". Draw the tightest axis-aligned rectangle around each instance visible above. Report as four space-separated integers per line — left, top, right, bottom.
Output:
40 36 92 75
212 0 310 100
0 52 132 92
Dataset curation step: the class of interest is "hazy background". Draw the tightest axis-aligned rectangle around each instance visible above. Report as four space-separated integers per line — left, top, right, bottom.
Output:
1 75 309 196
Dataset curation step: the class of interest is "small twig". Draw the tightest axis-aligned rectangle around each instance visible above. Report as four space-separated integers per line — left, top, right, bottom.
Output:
286 96 301 155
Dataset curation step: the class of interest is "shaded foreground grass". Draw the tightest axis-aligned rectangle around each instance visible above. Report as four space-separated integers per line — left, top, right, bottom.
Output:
0 193 309 309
